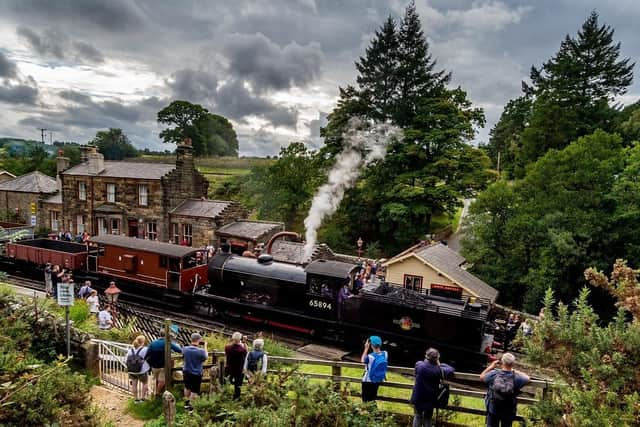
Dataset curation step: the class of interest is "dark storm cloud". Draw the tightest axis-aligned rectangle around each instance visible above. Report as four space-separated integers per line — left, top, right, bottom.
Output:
0 52 18 78
215 79 298 128
166 69 218 105
168 69 298 129
0 82 38 105
10 0 144 31
224 33 324 92
17 26 105 64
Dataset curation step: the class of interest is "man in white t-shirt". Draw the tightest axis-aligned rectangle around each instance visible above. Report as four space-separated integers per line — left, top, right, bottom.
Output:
86 290 99 317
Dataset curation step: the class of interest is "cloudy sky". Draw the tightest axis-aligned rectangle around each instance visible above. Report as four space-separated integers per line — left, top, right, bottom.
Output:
0 0 638 156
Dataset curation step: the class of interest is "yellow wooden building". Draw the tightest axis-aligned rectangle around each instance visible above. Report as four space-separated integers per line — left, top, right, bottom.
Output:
382 241 498 303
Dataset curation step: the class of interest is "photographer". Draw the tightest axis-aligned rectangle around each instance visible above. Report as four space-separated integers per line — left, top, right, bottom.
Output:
182 333 208 412
360 335 388 402
410 348 454 427
480 353 530 427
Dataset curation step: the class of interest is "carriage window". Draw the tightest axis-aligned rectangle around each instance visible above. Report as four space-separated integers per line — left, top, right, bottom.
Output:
168 258 180 271
159 256 167 268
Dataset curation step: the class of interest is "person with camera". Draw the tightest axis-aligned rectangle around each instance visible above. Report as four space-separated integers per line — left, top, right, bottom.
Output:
410 348 455 427
480 353 530 427
182 333 208 412
225 332 247 400
361 335 388 402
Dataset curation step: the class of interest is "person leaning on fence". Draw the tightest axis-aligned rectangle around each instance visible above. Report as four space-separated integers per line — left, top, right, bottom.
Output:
225 332 247 400
244 338 268 383
182 333 208 412
127 335 151 403
145 325 183 397
410 348 455 427
361 335 388 402
480 352 530 427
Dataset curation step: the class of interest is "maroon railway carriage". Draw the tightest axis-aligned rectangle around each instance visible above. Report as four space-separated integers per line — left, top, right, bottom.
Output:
88 235 208 293
6 238 91 270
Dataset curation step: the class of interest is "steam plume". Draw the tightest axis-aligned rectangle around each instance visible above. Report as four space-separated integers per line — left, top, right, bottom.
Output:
303 118 401 260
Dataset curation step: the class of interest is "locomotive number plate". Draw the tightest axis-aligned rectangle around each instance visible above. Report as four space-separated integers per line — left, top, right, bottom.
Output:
309 299 332 310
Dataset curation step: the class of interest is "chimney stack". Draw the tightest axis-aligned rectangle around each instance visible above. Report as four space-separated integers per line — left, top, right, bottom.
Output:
87 146 105 175
56 149 70 191
176 137 194 172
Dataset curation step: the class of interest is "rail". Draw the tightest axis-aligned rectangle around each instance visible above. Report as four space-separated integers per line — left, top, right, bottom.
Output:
170 352 550 425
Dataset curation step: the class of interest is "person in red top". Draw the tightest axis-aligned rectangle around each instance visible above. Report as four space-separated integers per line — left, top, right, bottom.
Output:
225 332 248 400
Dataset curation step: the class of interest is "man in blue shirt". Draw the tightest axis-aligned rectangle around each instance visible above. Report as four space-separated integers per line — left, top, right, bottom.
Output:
146 325 182 397
410 348 455 427
182 333 208 411
480 353 530 427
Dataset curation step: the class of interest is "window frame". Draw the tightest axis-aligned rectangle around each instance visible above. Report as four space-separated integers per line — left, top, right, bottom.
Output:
110 218 120 235
76 214 85 234
403 274 423 292
138 184 148 206
106 183 116 203
78 182 87 201
146 221 158 241
182 223 192 246
50 211 60 231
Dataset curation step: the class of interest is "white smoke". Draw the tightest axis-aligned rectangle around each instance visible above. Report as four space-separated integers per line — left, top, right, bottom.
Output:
303 117 401 260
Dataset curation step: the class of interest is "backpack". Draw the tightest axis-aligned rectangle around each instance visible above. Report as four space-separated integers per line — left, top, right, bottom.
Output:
490 370 516 411
247 350 264 372
126 347 144 373
367 351 388 383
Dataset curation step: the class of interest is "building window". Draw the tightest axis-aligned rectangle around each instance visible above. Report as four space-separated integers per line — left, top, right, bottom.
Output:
97 217 108 235
50 211 60 231
76 215 85 234
146 222 157 241
182 223 192 246
171 223 180 244
404 274 423 292
139 185 148 206
110 218 120 235
78 182 87 201
107 184 116 203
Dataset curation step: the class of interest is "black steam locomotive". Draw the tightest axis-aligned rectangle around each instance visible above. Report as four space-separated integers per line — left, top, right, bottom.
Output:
205 253 492 369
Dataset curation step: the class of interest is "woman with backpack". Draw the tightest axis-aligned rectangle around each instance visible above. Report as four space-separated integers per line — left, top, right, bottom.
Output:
243 338 268 383
127 335 151 403
361 335 388 402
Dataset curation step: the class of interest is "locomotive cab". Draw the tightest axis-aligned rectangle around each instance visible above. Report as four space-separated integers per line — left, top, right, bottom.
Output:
304 260 359 320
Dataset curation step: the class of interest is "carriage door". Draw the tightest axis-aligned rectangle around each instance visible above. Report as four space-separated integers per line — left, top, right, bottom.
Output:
167 257 180 291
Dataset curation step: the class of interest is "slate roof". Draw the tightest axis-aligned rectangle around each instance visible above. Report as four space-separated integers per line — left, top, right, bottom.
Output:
170 199 233 218
0 171 57 193
384 241 498 302
43 193 62 204
270 240 314 264
62 161 175 179
90 234 200 258
216 220 283 241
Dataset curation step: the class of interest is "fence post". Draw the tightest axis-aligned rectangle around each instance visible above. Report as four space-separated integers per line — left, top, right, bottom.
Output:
163 390 176 427
331 364 341 392
164 319 172 391
218 360 226 385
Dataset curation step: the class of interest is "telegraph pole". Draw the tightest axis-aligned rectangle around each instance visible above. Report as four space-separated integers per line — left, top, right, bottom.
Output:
38 128 48 144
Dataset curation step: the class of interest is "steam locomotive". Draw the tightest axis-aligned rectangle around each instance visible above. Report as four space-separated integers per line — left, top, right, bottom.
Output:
205 252 492 369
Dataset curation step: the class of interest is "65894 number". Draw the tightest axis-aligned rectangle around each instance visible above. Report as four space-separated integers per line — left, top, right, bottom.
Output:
309 299 332 310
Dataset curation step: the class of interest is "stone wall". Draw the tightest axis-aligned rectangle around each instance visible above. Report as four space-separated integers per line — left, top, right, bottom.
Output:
0 190 45 227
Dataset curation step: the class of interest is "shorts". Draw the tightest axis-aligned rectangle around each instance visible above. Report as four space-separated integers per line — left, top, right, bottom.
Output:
184 372 203 394
129 372 148 383
152 367 165 383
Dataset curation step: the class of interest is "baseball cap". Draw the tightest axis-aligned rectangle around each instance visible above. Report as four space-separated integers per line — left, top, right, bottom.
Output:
169 324 180 335
369 335 382 347
191 332 202 342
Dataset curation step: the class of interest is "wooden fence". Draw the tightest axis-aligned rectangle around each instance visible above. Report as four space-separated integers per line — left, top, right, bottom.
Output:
170 351 550 426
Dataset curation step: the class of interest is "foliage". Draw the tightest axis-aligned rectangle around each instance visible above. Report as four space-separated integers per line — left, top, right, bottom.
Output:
243 142 323 231
157 101 238 157
146 370 398 427
464 130 627 312
525 264 640 426
91 128 139 160
0 285 100 426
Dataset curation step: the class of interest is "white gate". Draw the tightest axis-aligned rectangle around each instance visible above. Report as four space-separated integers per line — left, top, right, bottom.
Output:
94 339 132 394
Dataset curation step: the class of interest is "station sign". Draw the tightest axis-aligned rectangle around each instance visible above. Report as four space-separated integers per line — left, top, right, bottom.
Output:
30 215 37 226
57 283 75 306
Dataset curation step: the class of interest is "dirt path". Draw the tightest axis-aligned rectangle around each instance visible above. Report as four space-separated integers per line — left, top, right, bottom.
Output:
90 385 144 427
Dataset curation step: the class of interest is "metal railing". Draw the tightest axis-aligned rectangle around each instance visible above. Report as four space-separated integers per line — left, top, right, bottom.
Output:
95 339 132 393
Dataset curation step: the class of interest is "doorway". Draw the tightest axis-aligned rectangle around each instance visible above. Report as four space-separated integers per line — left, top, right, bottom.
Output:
128 219 138 237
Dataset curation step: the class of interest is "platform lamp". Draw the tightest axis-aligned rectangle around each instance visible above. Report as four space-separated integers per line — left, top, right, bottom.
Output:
357 237 364 258
104 281 122 307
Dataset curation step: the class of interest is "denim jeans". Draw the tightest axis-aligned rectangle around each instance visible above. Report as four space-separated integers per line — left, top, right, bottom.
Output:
412 407 434 427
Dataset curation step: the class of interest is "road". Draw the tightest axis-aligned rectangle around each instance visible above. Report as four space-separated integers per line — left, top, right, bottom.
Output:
447 198 474 253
